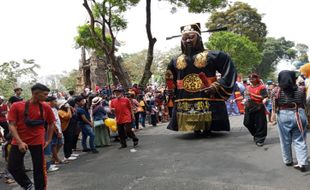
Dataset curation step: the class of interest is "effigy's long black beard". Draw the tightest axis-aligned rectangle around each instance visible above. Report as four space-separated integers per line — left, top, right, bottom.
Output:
182 40 204 57
185 43 193 57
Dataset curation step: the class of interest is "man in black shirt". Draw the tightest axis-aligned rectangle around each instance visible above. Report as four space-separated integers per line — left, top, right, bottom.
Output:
8 87 23 107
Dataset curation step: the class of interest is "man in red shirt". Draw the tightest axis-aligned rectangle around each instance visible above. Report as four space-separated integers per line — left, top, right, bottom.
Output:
0 96 9 141
8 83 55 190
110 87 139 149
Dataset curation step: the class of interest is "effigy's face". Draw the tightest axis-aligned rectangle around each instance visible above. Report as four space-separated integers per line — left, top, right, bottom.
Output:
181 32 198 49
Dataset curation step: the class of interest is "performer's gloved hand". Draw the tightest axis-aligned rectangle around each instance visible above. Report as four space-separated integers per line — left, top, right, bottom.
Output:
204 86 217 97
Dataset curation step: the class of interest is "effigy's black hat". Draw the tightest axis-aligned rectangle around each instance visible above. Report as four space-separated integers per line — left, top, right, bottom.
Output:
180 23 201 35
166 24 227 40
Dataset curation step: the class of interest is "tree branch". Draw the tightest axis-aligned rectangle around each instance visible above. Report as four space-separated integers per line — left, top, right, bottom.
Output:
83 0 109 56
139 0 157 87
94 20 103 26
107 2 116 55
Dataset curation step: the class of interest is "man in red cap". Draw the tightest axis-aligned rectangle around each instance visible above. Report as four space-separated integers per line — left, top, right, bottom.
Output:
110 87 139 148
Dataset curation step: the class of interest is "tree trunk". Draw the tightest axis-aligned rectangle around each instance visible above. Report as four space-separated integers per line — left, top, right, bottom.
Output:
139 0 157 88
110 54 132 89
82 0 131 89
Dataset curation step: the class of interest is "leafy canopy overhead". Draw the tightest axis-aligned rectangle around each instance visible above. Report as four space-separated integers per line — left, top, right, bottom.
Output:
91 0 140 32
206 1 267 49
123 47 180 84
207 31 261 74
0 59 39 99
255 37 296 79
74 24 112 55
167 0 227 13
294 43 309 68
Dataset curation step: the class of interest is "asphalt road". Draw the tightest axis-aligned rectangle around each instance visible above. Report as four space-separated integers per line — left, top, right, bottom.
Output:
1 116 310 190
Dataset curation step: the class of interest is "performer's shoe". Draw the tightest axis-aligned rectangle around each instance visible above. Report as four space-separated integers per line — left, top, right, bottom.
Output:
285 162 293 167
256 142 264 147
194 130 202 136
293 164 307 172
133 139 139 147
202 130 212 137
119 145 127 149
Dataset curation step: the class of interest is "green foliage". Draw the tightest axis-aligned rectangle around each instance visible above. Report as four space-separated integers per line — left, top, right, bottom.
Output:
296 43 309 55
167 0 227 13
122 50 147 83
0 59 39 99
122 47 180 84
255 37 296 79
295 43 309 65
76 0 139 52
207 32 261 75
206 1 267 49
298 54 309 64
91 0 140 31
42 70 78 95
74 24 112 55
59 70 79 91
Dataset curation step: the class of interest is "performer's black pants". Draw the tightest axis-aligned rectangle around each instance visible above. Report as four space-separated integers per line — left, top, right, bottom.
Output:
168 107 173 118
151 114 157 126
134 113 140 129
245 108 267 143
117 123 138 146
63 122 74 158
71 118 80 150
8 144 46 190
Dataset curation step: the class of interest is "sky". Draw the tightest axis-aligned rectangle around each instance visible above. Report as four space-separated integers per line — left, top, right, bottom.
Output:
0 0 309 76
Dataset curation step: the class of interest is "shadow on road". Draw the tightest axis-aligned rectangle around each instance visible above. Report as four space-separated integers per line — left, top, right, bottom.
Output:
175 132 229 140
265 137 280 145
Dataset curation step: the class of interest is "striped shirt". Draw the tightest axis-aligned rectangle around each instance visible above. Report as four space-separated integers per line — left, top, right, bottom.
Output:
272 87 305 106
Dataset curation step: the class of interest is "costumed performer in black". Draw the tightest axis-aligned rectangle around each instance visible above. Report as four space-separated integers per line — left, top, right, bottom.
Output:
165 23 237 135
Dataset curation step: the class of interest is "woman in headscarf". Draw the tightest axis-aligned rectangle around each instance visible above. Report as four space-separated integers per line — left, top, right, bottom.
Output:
271 70 308 172
92 97 111 147
243 73 268 147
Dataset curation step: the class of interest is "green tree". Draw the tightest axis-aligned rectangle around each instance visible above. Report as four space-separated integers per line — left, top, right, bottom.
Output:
255 37 296 79
166 0 227 12
206 1 267 49
206 32 261 75
123 47 180 84
296 43 309 64
77 0 140 88
60 70 79 91
139 0 228 87
75 25 111 56
0 59 39 99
